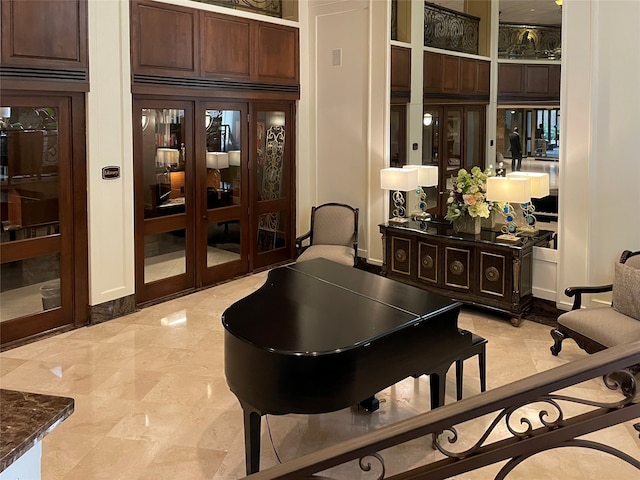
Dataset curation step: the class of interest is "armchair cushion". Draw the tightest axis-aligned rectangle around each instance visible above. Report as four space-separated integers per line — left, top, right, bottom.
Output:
312 205 357 247
296 245 355 266
558 306 640 348
612 262 640 320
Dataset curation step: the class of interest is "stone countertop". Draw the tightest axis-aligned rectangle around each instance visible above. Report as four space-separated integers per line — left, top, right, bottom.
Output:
0 389 74 472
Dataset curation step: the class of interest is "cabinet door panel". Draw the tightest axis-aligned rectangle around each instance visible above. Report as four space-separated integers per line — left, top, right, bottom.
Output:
460 58 477 94
423 51 442 93
525 65 551 95
390 236 412 277
498 64 524 95
442 56 461 93
202 14 251 79
132 1 198 76
418 241 439 286
445 246 472 291
391 46 411 93
1 0 87 69
478 251 507 298
255 24 299 84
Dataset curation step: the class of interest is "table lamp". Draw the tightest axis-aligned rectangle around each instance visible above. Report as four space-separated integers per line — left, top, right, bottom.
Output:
380 167 419 225
206 152 229 189
402 165 438 219
486 176 531 242
506 172 550 235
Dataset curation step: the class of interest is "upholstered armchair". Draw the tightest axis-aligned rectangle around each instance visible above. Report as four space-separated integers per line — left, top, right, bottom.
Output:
295 203 359 267
550 250 640 356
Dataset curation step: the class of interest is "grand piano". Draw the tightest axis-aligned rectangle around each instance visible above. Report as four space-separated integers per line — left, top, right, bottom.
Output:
223 258 472 474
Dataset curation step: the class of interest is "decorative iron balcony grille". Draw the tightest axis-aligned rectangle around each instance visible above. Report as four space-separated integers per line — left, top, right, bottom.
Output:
192 0 282 18
499 23 562 60
424 2 479 55
391 0 398 41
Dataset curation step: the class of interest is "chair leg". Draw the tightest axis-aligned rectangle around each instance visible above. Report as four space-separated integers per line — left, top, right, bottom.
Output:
455 359 463 401
550 328 566 356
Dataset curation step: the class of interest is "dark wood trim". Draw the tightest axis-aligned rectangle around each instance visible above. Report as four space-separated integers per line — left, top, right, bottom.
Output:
0 77 89 93
0 236 61 264
131 82 300 101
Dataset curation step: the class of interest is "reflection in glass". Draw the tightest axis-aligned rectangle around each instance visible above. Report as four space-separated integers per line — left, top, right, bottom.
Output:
257 211 285 253
256 111 285 201
205 109 241 209
446 110 461 172
465 109 481 170
1 106 60 243
142 109 186 219
0 253 61 322
206 221 241 267
144 230 186 283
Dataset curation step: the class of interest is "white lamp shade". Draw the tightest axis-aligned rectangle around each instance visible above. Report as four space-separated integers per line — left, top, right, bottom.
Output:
228 150 241 166
506 171 550 198
380 167 419 192
403 165 438 187
0 107 11 118
156 148 179 166
206 152 229 169
486 177 531 203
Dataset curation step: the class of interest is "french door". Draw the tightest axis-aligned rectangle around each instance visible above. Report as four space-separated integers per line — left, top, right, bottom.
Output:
133 98 295 304
0 94 87 346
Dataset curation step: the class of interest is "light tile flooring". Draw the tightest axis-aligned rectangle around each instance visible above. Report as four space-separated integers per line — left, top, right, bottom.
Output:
1 271 638 479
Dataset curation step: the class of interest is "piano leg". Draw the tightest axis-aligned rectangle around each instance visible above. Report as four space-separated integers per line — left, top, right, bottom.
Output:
428 366 449 409
242 403 262 474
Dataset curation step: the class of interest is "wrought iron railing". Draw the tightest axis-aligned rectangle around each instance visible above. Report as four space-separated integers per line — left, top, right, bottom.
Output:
192 0 282 18
499 23 562 60
244 340 640 479
391 0 397 41
424 2 479 55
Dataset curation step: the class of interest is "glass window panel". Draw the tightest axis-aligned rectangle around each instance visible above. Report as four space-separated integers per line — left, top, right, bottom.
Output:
256 111 286 201
0 253 61 322
144 230 186 283
446 110 461 173
142 108 186 219
1 106 60 243
206 221 241 267
205 109 242 209
257 211 286 253
465 109 481 169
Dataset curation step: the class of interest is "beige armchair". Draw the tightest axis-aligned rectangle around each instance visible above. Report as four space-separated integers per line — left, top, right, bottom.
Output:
550 250 640 356
295 203 359 267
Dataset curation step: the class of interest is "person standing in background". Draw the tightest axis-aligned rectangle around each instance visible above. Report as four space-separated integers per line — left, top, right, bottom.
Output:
509 127 522 171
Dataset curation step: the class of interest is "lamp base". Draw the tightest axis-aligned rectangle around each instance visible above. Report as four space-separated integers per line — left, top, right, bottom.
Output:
411 211 431 221
517 226 539 236
496 233 522 243
388 216 410 226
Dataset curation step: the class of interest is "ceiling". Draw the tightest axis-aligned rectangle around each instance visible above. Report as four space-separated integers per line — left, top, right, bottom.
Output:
429 0 563 26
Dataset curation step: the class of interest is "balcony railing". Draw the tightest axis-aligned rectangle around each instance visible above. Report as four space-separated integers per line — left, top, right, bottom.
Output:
244 340 640 479
499 23 562 60
424 2 479 55
192 0 282 18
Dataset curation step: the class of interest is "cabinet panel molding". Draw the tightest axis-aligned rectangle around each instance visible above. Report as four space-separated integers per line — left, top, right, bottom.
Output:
390 236 412 277
1 0 87 71
255 23 299 84
418 241 439 285
201 13 251 78
133 2 198 76
391 45 411 99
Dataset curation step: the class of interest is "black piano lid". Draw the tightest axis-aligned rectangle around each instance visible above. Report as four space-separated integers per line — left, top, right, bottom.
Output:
222 259 461 356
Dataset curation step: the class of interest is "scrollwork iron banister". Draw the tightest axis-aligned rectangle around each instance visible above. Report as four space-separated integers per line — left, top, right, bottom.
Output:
424 2 480 55
244 341 640 479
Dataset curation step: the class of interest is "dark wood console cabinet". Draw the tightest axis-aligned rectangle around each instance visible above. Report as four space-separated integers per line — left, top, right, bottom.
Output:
380 221 553 326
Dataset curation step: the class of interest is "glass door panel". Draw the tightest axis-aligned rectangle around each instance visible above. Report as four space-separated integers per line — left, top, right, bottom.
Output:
252 104 294 269
0 98 75 344
422 107 440 215
464 107 484 170
199 103 248 285
135 101 193 303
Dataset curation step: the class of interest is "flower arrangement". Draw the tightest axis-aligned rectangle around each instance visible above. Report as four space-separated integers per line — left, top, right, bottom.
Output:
445 166 495 221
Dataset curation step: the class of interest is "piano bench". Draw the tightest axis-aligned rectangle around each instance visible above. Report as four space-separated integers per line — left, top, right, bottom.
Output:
455 331 487 401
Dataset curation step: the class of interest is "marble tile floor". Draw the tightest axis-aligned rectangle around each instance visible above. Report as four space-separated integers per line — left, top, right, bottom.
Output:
1 271 638 480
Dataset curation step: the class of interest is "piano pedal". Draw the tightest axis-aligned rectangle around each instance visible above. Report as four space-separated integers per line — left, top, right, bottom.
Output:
358 396 381 413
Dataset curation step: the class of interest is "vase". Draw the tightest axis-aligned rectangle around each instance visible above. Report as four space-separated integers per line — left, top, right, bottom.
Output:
453 215 481 235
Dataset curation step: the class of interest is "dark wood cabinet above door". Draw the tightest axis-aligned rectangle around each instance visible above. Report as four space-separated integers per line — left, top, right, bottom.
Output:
131 0 299 90
498 63 561 103
423 51 490 102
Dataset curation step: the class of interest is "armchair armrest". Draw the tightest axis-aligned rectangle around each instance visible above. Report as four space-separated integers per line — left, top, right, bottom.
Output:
351 233 359 267
565 284 613 310
295 231 311 255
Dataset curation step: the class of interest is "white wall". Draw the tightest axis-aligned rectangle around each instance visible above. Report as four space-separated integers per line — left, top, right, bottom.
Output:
558 0 640 309
304 0 390 262
86 0 134 305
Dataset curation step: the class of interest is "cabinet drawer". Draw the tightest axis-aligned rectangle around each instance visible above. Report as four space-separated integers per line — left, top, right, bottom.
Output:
444 246 472 291
418 241 439 286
